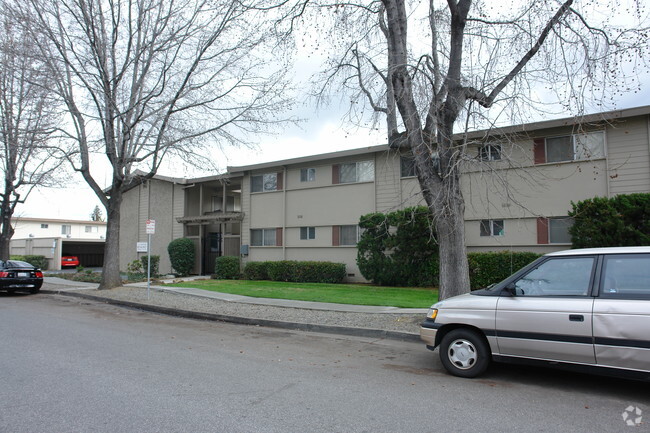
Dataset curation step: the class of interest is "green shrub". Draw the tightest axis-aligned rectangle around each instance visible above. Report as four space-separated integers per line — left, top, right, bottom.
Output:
214 256 241 279
244 260 346 283
127 260 145 280
141 255 160 276
468 251 541 290
167 238 195 277
568 194 650 248
11 255 49 270
357 206 438 287
243 261 270 280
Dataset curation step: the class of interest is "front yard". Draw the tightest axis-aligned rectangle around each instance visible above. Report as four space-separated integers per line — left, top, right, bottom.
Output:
165 279 438 308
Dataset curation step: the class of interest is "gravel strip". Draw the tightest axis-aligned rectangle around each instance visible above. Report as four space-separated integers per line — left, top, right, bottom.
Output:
48 285 424 335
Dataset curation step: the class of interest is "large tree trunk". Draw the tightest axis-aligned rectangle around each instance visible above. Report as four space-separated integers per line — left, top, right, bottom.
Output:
99 186 123 290
0 209 13 261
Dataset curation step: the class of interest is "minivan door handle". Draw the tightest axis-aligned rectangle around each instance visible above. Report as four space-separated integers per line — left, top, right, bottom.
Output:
569 314 584 322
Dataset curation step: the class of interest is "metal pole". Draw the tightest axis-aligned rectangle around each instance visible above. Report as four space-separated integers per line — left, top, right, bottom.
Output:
147 233 151 300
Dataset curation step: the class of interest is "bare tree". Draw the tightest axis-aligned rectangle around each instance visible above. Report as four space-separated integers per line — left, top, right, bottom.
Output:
0 5 64 260
297 0 648 299
16 0 295 288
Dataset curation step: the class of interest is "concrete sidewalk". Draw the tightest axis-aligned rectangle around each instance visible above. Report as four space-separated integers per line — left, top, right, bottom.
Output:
41 277 428 342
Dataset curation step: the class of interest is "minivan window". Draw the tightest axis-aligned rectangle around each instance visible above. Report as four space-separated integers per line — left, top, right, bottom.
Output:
513 257 594 296
601 254 650 299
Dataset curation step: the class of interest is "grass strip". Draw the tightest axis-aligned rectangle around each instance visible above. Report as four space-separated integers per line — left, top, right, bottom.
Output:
165 279 438 308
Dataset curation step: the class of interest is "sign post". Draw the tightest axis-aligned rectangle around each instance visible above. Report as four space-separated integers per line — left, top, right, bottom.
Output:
145 219 156 299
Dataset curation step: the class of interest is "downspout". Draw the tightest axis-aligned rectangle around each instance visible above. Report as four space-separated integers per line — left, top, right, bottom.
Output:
282 166 287 259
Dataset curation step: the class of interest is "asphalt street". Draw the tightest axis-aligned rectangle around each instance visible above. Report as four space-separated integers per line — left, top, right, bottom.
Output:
1 293 648 433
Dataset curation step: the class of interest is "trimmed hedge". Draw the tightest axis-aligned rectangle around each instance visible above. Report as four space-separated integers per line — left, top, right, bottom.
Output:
167 238 195 277
568 193 650 248
468 251 541 290
244 260 346 283
10 255 49 270
214 256 241 279
243 261 270 280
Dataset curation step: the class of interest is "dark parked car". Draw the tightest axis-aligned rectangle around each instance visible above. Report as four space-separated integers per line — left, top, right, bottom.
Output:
0 260 44 294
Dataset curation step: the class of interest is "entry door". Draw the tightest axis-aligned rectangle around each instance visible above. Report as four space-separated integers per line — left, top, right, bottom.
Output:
495 256 597 364
203 232 222 275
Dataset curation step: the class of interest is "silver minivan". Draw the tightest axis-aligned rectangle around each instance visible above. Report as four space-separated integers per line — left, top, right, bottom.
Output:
420 247 650 379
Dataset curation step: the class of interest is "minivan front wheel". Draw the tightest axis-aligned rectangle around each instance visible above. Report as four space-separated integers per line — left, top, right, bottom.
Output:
439 329 490 378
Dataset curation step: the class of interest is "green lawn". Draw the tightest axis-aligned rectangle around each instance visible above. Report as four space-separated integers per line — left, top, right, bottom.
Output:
165 279 438 308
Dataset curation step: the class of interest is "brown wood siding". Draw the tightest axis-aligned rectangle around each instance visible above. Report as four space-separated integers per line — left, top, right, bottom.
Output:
332 225 340 246
276 227 283 246
277 172 283 191
536 217 549 244
332 164 340 184
533 138 546 164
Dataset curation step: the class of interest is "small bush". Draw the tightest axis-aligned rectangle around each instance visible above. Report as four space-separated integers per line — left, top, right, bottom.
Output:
11 255 49 270
141 255 160 276
248 260 346 283
243 261 270 280
127 260 145 280
214 256 240 279
468 251 541 290
167 238 195 277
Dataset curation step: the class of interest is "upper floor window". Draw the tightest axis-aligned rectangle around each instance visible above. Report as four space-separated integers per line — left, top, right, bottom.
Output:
85 225 98 233
61 225 71 235
336 161 374 184
40 224 48 229
478 144 501 161
300 168 316 182
535 131 604 164
251 173 280 193
400 155 416 177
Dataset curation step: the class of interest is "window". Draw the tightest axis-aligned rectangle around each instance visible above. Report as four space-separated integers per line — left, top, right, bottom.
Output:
478 144 501 161
338 161 374 184
300 227 315 240
601 254 650 299
480 220 504 236
251 173 278 192
85 225 98 233
537 131 605 164
61 225 71 235
549 217 573 244
400 155 416 177
300 168 316 182
40 224 48 229
250 228 278 246
513 257 595 296
340 225 360 246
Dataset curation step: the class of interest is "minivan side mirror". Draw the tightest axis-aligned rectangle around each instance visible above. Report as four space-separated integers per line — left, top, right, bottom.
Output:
504 283 517 296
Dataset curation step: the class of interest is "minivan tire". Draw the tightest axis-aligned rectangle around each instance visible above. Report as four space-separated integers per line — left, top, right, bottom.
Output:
439 328 490 378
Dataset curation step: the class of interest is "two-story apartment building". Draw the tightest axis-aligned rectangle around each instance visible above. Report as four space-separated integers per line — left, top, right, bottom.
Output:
119 106 650 280
10 217 107 270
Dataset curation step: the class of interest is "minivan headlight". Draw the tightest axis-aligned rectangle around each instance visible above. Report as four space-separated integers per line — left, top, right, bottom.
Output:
426 308 438 320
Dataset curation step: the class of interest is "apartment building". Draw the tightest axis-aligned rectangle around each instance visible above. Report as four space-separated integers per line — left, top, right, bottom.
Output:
119 106 650 280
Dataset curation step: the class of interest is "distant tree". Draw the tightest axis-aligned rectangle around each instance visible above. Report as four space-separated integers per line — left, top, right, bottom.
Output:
90 205 104 222
0 3 65 260
15 0 295 289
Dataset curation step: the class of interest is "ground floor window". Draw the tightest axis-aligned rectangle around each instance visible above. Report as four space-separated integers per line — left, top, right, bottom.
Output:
251 228 278 246
300 227 315 240
480 219 504 236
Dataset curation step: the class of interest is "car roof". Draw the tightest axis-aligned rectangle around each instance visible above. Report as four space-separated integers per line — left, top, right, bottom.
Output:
546 246 650 257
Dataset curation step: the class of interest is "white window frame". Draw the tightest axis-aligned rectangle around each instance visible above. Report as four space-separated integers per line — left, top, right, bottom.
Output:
400 155 416 178
545 131 605 163
251 173 277 193
250 228 277 246
85 225 98 233
40 224 48 229
339 161 374 184
478 144 502 161
479 219 504 237
548 217 573 244
339 225 361 246
61 224 71 235
300 168 316 182
300 227 316 240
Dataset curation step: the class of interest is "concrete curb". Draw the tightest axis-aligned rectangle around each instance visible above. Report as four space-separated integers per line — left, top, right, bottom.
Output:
43 290 422 343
